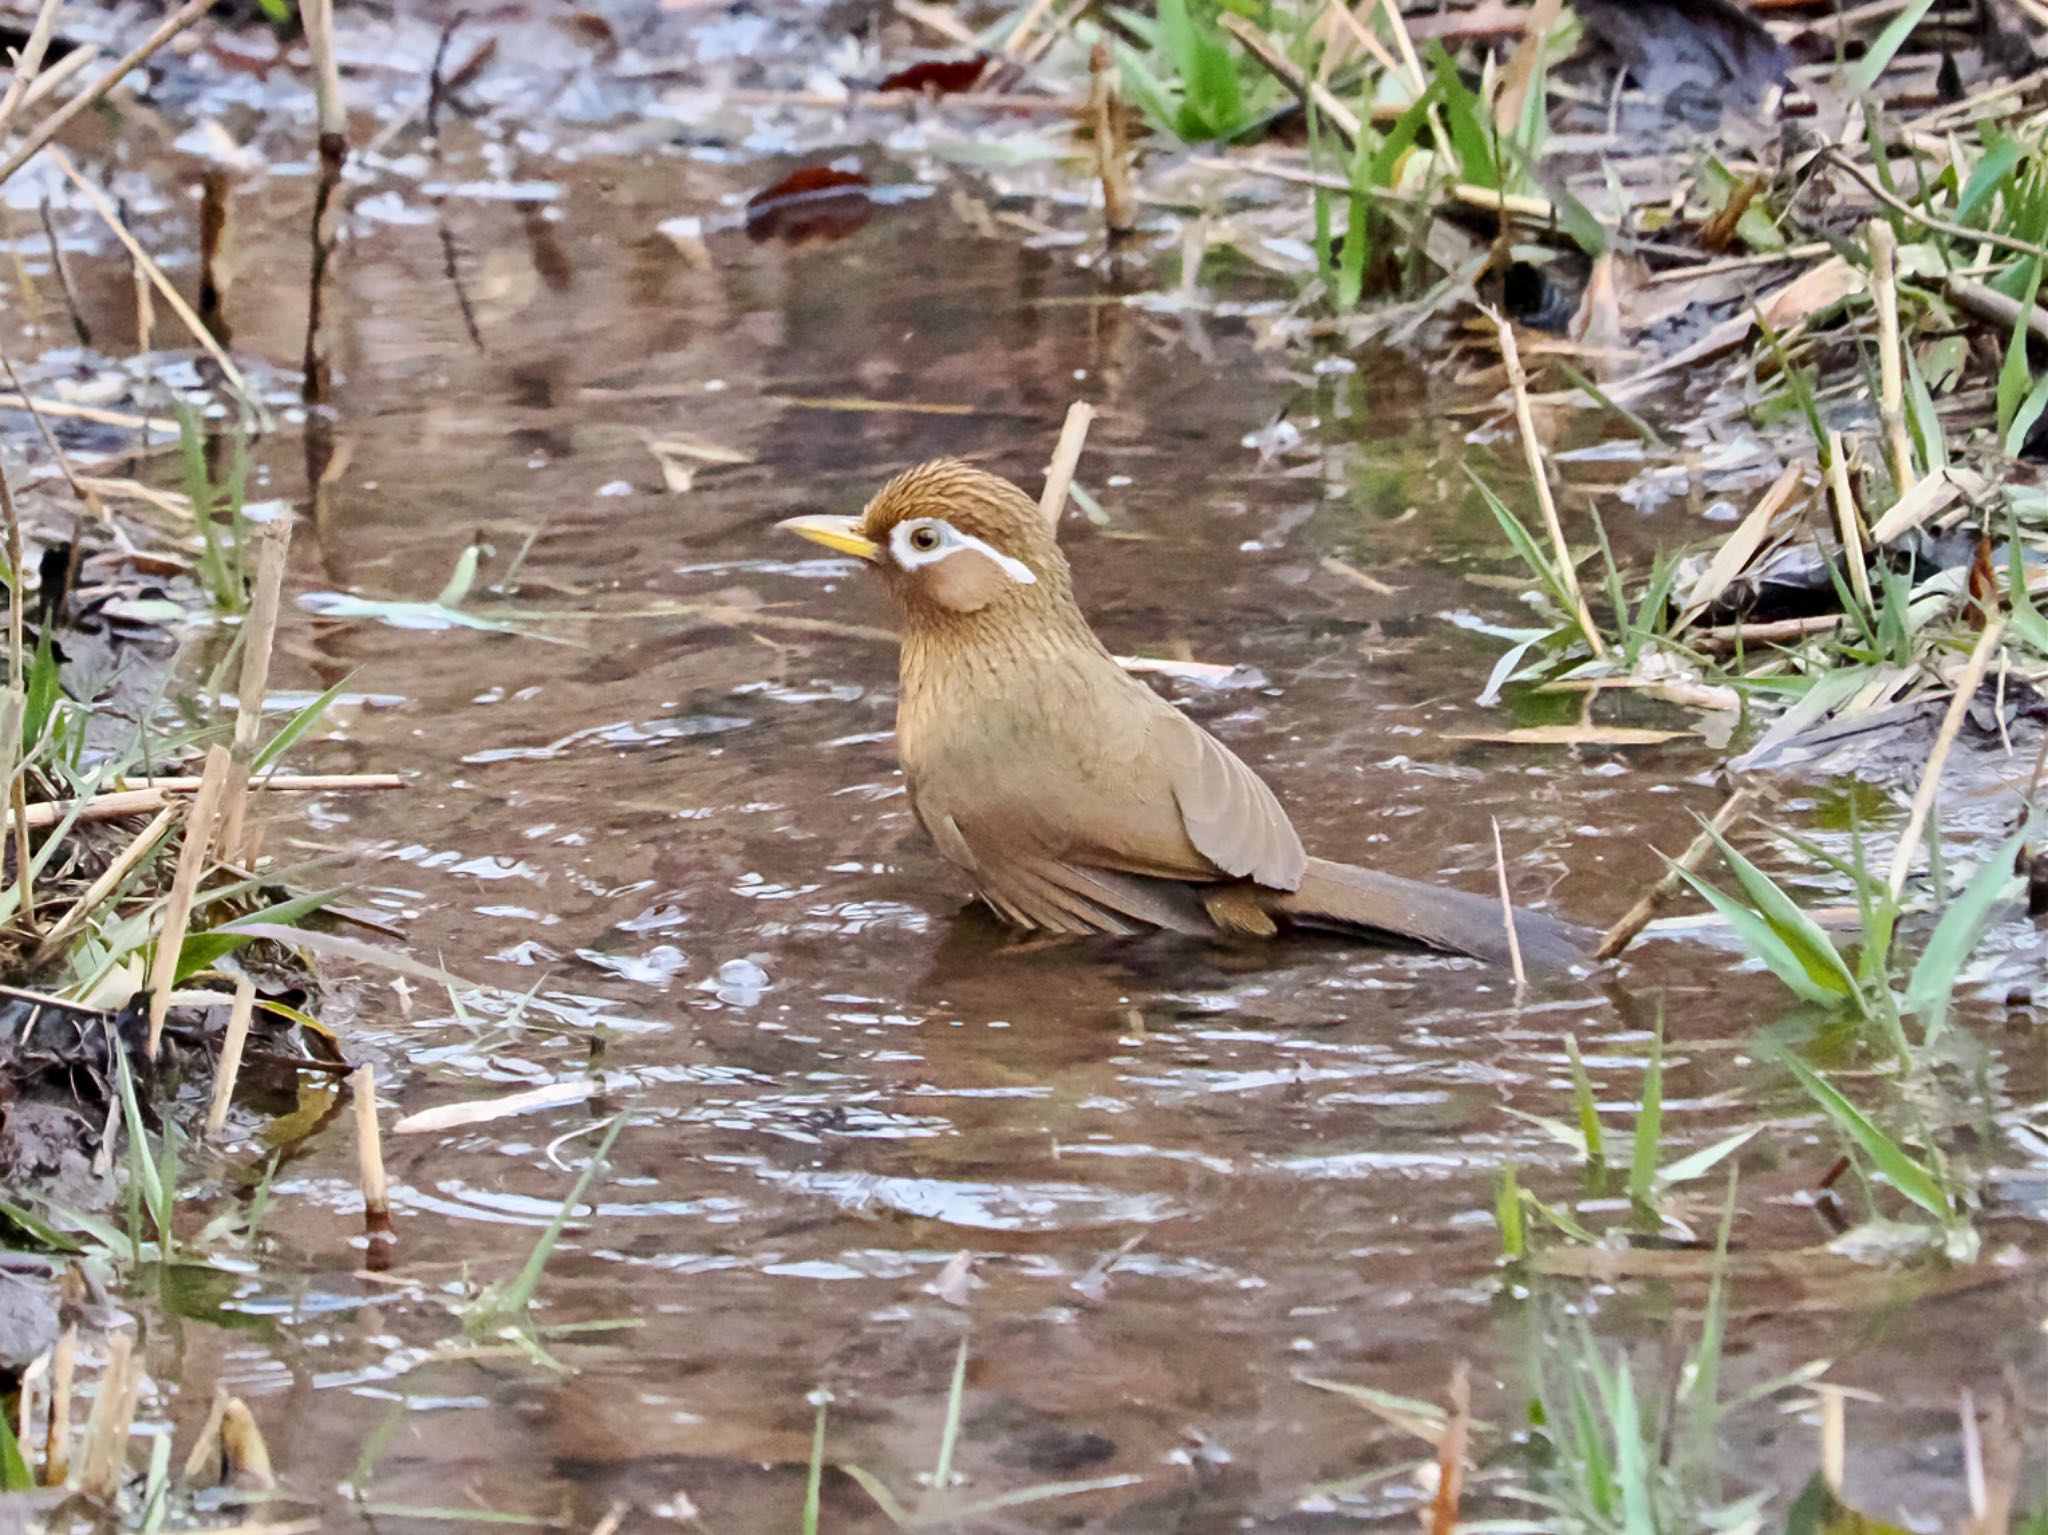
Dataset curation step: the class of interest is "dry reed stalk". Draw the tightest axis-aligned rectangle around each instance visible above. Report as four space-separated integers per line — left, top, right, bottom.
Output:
7 772 405 835
215 518 292 863
1595 788 1757 960
47 149 267 421
33 805 177 963
1426 1362 1470 1535
302 0 348 403
0 0 219 186
1826 149 2048 265
1490 309 1606 657
1490 817 1525 989
1002 0 1064 56
1323 0 1402 80
37 198 89 346
1820 1385 1845 1487
205 976 257 1138
1886 618 2008 899
1867 221 1914 495
0 0 64 134
354 1062 394 1244
179 1387 228 1486
1824 432 1873 614
76 1329 137 1500
0 396 149 431
219 1398 275 1491
17 1349 40 1470
13 42 93 118
1 692 30 930
145 744 233 1059
1088 44 1135 242
1038 401 1096 530
43 1324 72 1485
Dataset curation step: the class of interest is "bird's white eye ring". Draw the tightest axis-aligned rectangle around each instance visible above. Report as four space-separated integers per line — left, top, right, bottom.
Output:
907 524 943 553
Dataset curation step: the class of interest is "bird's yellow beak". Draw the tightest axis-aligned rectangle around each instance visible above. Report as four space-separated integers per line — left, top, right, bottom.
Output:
778 514 881 563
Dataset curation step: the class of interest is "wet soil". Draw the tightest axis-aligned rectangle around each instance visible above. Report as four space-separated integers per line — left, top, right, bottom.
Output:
8 8 2048 1529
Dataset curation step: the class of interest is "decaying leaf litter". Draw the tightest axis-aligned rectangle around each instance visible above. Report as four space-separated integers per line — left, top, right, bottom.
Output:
12 0 2048 1530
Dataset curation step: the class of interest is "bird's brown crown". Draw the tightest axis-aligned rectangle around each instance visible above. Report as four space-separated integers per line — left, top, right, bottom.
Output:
860 460 1056 561
859 459 1075 624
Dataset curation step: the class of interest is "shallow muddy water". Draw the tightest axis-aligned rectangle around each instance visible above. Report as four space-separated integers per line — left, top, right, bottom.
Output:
16 37 2048 1530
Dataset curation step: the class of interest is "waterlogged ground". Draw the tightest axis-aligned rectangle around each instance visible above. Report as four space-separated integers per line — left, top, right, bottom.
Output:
15 10 2048 1529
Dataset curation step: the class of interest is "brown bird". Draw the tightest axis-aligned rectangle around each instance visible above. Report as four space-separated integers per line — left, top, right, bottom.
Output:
780 460 1586 970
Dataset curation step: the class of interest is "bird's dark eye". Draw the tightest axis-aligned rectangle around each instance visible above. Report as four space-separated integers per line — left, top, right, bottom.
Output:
908 525 943 552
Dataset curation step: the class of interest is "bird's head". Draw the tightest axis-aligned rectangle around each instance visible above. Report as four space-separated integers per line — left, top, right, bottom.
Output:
778 460 1071 629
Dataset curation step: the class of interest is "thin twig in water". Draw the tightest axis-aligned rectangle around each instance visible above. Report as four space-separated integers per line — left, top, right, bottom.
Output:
1491 819 1525 990
1596 788 1756 959
1887 619 2008 899
0 0 219 187
35 198 88 347
47 149 269 424
0 337 94 514
1039 401 1096 531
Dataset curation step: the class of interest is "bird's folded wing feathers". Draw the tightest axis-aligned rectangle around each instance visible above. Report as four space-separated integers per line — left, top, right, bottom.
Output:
1149 706 1307 890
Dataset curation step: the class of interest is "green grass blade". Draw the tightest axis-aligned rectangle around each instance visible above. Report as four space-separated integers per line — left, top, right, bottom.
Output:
1564 1034 1605 1167
1677 868 1847 1006
490 1113 626 1320
931 1335 969 1495
1496 1161 1525 1260
1781 1054 1951 1221
1627 1019 1663 1208
1849 0 1939 91
0 1408 30 1491
1699 825 1862 1004
1906 828 2026 1039
253 671 360 771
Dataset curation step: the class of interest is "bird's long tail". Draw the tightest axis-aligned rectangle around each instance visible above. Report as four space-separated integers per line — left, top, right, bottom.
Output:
1268 857 1590 971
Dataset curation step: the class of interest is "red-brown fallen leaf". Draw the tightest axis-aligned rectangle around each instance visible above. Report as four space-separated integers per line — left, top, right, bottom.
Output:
1968 533 1999 629
745 166 875 244
877 55 987 94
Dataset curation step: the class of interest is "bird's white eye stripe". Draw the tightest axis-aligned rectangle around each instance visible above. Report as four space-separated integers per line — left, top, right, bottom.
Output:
890 520 1038 585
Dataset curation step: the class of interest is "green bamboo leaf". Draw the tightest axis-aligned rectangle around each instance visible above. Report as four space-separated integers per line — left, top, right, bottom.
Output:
253 671 360 771
1564 1034 1606 1166
1627 1023 1662 1208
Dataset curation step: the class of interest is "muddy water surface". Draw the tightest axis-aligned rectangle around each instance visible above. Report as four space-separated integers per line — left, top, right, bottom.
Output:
25 77 2048 1532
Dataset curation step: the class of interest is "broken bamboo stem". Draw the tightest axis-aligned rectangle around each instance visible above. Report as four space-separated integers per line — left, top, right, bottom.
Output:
1039 401 1095 531
205 976 257 1139
215 518 293 864
145 745 232 1059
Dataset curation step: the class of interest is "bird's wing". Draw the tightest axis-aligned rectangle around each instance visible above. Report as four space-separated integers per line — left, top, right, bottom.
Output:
1140 700 1307 891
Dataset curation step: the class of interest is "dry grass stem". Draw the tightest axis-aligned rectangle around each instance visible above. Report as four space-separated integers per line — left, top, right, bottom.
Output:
7 772 405 835
0 338 96 513
43 1324 72 1486
1868 465 1987 542
1088 43 1136 240
1867 221 1914 495
1595 787 1757 959
1039 400 1096 531
1426 1362 1470 1535
47 148 269 422
1675 462 1807 629
355 1061 393 1236
1490 309 1605 656
216 518 293 863
1219 14 1361 144
76 1329 138 1500
1820 1384 1846 1488
179 1388 229 1486
145 744 233 1059
1887 618 2008 899
1824 148 2048 266
33 804 178 963
0 0 65 134
1490 817 1525 989
1824 432 1872 614
305 0 344 138
205 975 258 1138
0 0 220 187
